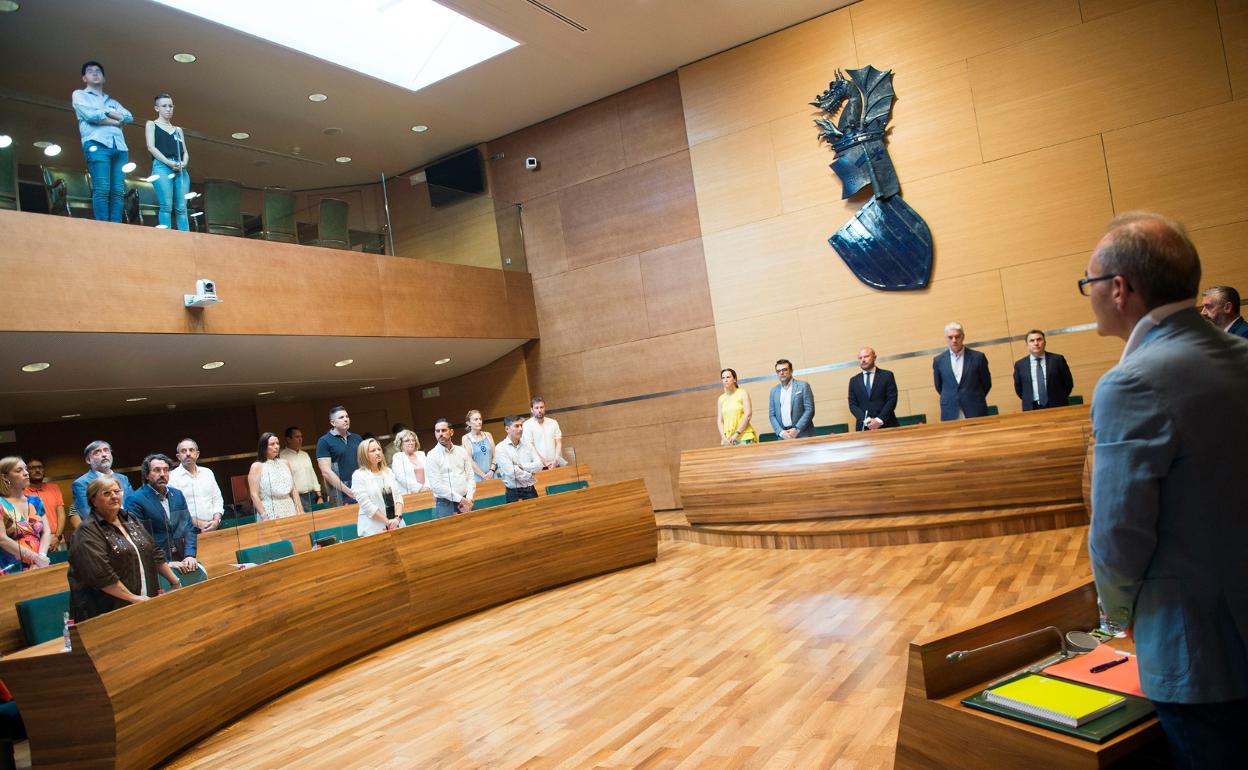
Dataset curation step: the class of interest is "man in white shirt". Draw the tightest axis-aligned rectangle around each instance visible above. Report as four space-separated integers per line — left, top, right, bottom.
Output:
280 427 322 512
425 418 475 519
523 396 568 469
168 438 225 533
495 415 543 503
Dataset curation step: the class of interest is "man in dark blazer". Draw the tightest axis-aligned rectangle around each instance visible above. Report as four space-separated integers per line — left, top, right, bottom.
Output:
1199 285 1248 338
768 358 815 438
932 322 991 421
125 453 198 573
1086 213 1248 767
1012 330 1074 410
847 347 899 430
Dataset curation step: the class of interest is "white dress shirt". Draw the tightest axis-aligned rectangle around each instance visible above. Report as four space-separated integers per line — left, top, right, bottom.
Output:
522 416 568 467
390 450 429 495
279 448 320 495
949 349 964 383
168 464 224 528
426 443 476 503
494 438 542 490
1029 355 1046 401
351 468 404 537
779 383 794 426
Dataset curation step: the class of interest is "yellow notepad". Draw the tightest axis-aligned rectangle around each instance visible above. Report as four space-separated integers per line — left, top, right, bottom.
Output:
984 674 1126 727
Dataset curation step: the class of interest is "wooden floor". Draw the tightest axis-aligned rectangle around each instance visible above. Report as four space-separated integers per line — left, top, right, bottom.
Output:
159 528 1093 769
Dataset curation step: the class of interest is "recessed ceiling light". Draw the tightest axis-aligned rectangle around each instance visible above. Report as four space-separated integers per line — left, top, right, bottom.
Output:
231 132 250 140
20 362 50 372
61 413 81 419
121 161 137 173
33 141 50 148
411 125 429 133
335 156 352 163
0 135 12 148
0 2 19 12
257 390 276 396
334 358 354 367
185 191 201 200
359 385 375 390
43 144 61 157
434 357 451 365
308 93 328 102
322 127 341 136
172 52 197 63
201 361 225 370
125 397 148 402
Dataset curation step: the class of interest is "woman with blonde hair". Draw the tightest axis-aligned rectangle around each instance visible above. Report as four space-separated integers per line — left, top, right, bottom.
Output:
390 429 428 495
352 438 404 537
461 409 495 481
0 457 51 572
716 368 758 445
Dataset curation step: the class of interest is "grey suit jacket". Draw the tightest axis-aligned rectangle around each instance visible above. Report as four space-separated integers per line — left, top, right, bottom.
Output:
1089 308 1248 703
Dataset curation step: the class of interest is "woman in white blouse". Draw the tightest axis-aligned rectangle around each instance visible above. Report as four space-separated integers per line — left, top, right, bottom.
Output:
352 438 404 537
389 429 428 495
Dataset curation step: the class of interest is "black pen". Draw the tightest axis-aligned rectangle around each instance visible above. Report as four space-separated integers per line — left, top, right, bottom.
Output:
1089 655 1130 673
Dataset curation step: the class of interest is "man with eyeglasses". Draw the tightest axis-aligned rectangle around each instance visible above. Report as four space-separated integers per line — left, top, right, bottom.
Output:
1084 212 1248 769
1198 285 1248 339
24 459 67 546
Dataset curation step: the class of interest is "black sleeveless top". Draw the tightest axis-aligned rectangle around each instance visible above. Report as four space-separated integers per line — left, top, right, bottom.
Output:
154 124 182 162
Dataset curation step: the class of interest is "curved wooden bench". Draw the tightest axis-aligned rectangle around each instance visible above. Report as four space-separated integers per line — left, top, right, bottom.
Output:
679 406 1091 525
0 464 592 655
0 477 648 770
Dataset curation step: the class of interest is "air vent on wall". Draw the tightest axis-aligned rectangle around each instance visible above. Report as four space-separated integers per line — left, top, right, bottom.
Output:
524 0 587 32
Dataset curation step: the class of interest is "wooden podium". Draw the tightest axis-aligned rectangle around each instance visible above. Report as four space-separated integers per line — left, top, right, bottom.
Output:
894 579 1162 769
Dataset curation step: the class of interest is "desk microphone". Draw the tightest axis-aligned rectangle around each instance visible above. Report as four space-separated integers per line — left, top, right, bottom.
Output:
946 625 1067 663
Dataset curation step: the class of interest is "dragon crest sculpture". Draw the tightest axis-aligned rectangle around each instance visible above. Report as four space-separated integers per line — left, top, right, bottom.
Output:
813 66 932 290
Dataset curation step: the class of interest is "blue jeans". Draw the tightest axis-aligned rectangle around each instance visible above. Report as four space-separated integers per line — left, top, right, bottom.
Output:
151 159 189 230
84 141 127 222
505 486 537 503
433 498 458 519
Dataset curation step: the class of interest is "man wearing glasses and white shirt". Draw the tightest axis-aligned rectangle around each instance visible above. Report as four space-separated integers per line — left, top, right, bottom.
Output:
425 418 475 519
168 438 224 533
495 415 543 503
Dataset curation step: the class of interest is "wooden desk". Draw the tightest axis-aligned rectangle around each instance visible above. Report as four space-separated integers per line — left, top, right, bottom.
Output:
894 579 1162 769
0 464 592 654
0 478 653 769
679 406 1091 524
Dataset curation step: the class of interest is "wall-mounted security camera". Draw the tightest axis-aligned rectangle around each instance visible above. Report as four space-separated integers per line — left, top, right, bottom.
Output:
525 156 539 171
184 278 222 308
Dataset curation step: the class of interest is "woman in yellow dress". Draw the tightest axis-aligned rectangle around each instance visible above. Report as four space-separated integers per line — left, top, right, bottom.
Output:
716 368 758 445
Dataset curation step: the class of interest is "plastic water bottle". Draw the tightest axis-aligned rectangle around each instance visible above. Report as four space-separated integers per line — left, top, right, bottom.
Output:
62 612 73 652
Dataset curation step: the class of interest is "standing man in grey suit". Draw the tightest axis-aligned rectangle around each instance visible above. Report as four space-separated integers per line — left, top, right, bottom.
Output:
932 322 991 420
768 359 815 439
1198 285 1248 339
1086 212 1248 768
1012 330 1074 410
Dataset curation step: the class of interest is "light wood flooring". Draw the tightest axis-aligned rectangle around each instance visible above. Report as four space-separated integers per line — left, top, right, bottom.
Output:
159 527 1092 769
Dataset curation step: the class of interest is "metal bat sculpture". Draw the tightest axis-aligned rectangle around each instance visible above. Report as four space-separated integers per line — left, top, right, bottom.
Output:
813 66 932 290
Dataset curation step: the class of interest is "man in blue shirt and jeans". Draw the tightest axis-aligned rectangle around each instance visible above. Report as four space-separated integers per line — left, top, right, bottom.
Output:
71 61 133 222
316 406 361 507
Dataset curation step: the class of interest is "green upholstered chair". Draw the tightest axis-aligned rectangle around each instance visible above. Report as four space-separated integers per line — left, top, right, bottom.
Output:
308 524 358 548
814 423 849 436
0 140 18 211
158 564 209 592
15 591 71 647
250 187 298 243
218 512 255 530
304 197 349 249
350 228 386 254
401 508 434 526
474 495 508 510
545 480 588 496
204 178 244 236
235 539 295 565
310 501 335 512
757 432 778 443
123 177 161 226
986 405 1000 416
41 166 93 217
1068 395 1085 405
897 414 927 427
47 549 69 564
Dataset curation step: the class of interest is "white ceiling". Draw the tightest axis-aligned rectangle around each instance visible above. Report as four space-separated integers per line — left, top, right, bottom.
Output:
0 0 851 189
0 332 525 425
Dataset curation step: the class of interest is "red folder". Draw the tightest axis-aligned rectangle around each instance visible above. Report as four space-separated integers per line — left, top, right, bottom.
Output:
1043 643 1145 698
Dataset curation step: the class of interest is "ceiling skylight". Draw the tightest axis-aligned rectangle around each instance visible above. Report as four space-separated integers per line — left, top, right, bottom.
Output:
150 0 518 92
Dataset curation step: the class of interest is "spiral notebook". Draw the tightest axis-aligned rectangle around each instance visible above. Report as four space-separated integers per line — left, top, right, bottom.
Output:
983 673 1125 727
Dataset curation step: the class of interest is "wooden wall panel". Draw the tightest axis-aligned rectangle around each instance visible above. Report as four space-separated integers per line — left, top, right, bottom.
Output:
616 73 690 167
407 348 531 446
970 0 1229 161
378 258 538 340
885 61 984 183
639 238 715 338
768 109 849 214
580 327 719 405
1224 0 1248 100
679 10 857 147
715 310 808 378
1080 0 1159 21
517 193 569 279
1103 98 1248 230
689 123 784 234
998 251 1104 336
1191 219 1248 291
850 0 1081 77
531 256 648 358
524 346 589 411
558 151 701 270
